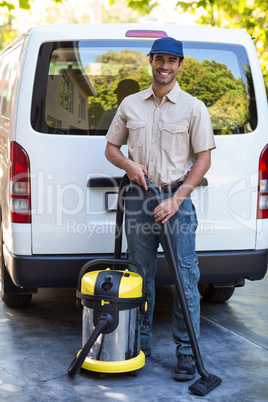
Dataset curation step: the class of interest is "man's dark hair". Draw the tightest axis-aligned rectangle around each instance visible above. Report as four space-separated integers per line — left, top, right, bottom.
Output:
149 53 183 65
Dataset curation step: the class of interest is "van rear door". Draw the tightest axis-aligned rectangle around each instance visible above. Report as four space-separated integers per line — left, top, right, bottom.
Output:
29 39 153 255
25 35 259 255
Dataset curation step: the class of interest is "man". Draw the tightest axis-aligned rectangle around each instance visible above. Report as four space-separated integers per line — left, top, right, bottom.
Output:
105 37 215 381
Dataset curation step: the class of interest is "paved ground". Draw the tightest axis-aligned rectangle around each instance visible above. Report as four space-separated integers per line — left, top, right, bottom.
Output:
0 273 267 401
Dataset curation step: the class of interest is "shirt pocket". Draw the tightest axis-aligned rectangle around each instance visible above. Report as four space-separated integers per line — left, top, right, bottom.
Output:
126 120 146 148
161 124 188 150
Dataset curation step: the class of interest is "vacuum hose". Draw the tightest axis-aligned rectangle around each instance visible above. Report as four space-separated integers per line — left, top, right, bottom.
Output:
68 313 113 377
143 175 222 396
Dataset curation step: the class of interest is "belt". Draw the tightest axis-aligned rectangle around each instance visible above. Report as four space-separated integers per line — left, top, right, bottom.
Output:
159 181 184 193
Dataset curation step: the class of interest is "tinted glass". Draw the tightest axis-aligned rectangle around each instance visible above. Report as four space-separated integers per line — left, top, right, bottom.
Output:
31 40 257 135
0 44 22 119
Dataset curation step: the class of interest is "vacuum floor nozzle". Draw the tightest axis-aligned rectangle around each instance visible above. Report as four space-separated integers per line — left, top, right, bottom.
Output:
189 374 222 396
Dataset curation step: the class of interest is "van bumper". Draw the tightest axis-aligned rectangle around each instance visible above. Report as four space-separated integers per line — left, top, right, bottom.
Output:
158 249 268 285
5 248 268 288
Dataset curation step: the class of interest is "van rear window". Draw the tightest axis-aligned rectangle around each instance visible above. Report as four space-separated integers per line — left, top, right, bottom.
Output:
31 40 257 135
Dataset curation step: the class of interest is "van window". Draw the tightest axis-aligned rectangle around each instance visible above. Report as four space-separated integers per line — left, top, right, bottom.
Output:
0 43 23 150
0 44 22 120
31 40 257 135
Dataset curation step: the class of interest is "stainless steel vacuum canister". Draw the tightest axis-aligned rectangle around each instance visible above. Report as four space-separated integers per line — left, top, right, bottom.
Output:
79 267 146 374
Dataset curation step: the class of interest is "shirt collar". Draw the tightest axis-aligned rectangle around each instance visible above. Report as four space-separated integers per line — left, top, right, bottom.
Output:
142 85 154 100
166 82 181 103
142 82 181 103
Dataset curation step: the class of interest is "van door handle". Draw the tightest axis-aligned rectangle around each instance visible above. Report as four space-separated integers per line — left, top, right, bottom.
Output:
88 176 208 188
87 177 122 188
197 177 208 187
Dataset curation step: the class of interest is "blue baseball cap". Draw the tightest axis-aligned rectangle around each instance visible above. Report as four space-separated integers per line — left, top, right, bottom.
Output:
149 37 184 59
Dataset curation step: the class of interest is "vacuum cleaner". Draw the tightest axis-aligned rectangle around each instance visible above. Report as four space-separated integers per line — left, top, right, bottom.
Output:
143 175 222 396
69 173 222 396
68 174 148 378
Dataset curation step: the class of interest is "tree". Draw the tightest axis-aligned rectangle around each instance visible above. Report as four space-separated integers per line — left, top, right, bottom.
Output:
177 0 267 91
109 0 159 15
0 0 62 10
0 0 79 50
115 0 267 93
86 47 252 134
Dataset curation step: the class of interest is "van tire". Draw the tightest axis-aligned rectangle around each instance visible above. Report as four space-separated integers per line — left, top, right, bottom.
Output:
1 257 33 308
1 226 33 308
198 283 235 303
2 292 32 308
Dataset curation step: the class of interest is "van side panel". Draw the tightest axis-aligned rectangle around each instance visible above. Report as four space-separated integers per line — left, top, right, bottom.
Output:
0 36 29 257
256 221 268 249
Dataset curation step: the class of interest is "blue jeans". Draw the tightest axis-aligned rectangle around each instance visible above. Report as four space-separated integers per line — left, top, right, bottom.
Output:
125 183 200 357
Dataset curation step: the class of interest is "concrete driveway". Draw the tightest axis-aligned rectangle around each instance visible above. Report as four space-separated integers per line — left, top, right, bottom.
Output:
0 273 267 401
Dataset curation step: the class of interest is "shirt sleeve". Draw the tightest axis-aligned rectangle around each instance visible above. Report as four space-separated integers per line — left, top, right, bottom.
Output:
105 102 129 146
189 99 216 154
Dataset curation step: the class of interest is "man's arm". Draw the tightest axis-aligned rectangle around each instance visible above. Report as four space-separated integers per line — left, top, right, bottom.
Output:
154 149 212 223
105 141 148 189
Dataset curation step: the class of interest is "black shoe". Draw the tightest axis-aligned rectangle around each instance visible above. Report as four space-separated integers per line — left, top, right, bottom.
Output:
142 348 151 357
174 354 196 381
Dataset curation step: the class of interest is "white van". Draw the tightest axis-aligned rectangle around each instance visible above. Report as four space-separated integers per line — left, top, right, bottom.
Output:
0 23 267 307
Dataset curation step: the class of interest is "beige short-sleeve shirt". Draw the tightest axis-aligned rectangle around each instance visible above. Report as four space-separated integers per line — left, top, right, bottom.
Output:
106 82 215 187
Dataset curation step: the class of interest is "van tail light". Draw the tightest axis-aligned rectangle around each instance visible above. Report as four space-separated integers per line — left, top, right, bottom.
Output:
10 141 31 223
257 144 268 219
125 30 167 38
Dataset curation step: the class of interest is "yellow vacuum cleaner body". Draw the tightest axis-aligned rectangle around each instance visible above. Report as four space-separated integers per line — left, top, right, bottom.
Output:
81 268 145 373
68 259 147 377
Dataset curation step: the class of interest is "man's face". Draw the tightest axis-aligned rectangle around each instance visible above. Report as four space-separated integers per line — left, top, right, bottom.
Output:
150 53 182 87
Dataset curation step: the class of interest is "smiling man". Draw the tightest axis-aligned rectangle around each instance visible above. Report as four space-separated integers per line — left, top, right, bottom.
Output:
105 37 215 381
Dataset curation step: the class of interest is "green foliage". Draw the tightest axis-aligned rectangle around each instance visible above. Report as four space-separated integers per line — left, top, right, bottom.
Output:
18 0 30 9
0 0 62 8
89 49 150 112
87 49 251 133
0 2 15 11
0 15 17 49
0 0 37 10
0 0 64 50
178 57 249 132
109 0 159 15
177 0 267 92
97 49 148 68
116 0 267 93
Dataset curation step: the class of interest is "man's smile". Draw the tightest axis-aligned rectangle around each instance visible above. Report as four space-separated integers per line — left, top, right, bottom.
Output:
157 70 171 76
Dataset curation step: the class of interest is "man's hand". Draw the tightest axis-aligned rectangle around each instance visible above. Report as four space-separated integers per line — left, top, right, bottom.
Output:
123 159 148 190
153 149 212 223
105 141 148 190
154 196 181 223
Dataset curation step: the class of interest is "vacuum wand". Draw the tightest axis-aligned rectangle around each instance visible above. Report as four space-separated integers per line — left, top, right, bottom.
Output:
68 314 111 377
144 175 222 396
